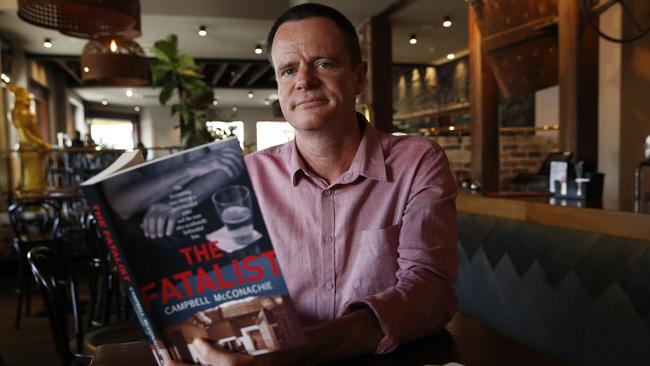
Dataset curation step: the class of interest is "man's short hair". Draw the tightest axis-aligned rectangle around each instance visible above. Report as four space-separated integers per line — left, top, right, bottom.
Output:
266 3 362 66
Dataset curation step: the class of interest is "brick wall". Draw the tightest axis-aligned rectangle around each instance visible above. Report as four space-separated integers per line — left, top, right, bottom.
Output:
429 135 472 183
429 130 559 190
499 131 559 190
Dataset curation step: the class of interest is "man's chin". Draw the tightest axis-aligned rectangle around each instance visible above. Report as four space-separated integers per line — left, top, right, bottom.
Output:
288 112 333 131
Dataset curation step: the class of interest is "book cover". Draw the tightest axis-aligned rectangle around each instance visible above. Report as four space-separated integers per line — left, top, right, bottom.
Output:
81 138 305 365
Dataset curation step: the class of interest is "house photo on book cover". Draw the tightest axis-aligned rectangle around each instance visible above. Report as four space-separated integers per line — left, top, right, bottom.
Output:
82 138 304 364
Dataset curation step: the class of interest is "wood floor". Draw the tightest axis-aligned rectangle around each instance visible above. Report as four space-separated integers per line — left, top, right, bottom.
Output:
0 276 58 365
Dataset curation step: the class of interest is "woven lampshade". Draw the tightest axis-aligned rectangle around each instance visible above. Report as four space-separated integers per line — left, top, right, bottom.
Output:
17 0 141 39
81 36 149 86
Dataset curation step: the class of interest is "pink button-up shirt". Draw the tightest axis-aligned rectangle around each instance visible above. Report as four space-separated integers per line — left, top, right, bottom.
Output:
245 121 458 353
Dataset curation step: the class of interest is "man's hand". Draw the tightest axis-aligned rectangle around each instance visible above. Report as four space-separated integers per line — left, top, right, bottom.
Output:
165 338 271 366
164 308 383 366
141 203 181 239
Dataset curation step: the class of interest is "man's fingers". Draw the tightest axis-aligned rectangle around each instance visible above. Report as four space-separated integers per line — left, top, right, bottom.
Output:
192 338 231 366
164 360 190 366
156 214 166 238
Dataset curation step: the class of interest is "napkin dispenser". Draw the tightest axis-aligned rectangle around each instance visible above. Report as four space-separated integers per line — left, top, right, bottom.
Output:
550 161 604 201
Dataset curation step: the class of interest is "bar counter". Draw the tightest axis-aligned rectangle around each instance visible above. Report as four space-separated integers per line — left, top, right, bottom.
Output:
457 192 649 241
455 192 650 365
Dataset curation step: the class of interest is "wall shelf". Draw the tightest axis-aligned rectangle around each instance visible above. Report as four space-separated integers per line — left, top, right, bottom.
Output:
394 102 470 120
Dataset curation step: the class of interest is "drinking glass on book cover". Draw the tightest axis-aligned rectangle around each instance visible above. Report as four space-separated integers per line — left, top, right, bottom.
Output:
212 185 254 245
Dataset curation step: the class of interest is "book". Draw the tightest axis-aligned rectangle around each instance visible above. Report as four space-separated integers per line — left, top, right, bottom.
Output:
81 138 305 365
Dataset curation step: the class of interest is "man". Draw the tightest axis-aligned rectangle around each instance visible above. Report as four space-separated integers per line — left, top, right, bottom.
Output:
70 130 84 147
171 3 457 365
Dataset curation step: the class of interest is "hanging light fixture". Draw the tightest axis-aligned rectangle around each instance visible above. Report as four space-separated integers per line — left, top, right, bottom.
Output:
409 34 417 45
80 36 148 86
198 25 207 37
17 0 141 39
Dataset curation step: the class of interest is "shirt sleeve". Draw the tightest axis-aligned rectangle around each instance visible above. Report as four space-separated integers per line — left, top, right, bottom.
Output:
343 146 458 354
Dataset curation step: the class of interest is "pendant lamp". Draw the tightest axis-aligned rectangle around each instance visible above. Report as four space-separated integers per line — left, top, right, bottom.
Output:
17 0 141 39
80 36 148 86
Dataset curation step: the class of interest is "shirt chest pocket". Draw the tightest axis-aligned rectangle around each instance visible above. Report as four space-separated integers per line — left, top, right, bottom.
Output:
352 224 401 294
360 224 401 256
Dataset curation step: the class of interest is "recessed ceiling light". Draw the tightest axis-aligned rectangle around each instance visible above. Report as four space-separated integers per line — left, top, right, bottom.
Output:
254 44 263 55
126 89 133 97
409 34 417 45
101 99 108 105
232 106 238 112
247 91 254 99
83 66 90 73
198 25 207 37
43 38 53 48
134 106 140 112
264 98 270 106
447 53 456 60
212 99 219 106
442 16 452 28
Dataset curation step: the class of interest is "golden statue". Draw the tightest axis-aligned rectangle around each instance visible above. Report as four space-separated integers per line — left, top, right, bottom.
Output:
8 83 51 193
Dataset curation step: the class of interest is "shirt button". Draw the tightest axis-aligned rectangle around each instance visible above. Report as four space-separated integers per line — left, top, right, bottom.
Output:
323 189 332 196
324 235 333 244
323 282 334 290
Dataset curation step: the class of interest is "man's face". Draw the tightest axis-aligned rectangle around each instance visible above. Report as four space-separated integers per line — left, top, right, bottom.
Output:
271 17 366 134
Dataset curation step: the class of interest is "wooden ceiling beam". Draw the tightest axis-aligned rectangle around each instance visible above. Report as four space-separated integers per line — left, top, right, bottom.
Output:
228 63 252 87
55 59 82 85
246 64 272 87
211 63 229 86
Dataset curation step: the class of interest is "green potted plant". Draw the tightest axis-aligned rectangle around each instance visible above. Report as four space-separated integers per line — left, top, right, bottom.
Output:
150 34 218 147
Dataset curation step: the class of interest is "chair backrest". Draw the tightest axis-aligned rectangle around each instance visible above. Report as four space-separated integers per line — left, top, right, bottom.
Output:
8 200 60 243
27 246 84 366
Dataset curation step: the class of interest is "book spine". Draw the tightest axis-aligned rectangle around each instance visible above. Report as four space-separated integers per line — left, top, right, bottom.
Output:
81 184 168 366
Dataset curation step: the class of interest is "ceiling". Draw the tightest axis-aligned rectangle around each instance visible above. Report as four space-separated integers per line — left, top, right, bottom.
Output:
0 0 469 107
75 87 278 108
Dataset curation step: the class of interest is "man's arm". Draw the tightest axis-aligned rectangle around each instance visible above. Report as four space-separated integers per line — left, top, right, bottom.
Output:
168 307 383 366
342 145 458 353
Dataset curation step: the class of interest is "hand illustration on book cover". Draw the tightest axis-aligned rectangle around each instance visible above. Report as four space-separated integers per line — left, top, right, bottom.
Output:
81 138 304 365
103 143 244 243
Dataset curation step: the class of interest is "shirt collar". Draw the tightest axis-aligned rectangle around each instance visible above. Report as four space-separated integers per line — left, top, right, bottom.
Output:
288 113 387 186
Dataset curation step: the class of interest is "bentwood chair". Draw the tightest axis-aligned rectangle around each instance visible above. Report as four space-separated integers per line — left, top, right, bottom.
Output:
8 200 61 329
27 246 144 366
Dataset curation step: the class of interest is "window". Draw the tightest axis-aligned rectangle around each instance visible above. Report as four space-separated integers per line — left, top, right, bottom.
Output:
256 121 295 150
88 118 134 149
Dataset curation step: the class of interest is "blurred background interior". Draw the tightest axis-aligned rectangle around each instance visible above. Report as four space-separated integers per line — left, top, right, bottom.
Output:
0 0 649 365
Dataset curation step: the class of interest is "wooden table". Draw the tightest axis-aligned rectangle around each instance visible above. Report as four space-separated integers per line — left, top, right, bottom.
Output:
90 314 563 366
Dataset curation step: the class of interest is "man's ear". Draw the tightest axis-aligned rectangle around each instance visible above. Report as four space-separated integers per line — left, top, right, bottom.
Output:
354 61 368 95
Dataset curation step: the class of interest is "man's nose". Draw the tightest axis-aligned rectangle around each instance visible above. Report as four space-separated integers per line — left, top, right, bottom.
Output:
295 66 320 90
